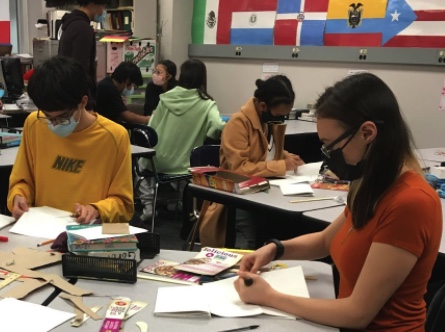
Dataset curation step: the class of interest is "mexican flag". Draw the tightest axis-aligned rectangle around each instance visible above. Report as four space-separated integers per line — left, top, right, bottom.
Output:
192 0 220 44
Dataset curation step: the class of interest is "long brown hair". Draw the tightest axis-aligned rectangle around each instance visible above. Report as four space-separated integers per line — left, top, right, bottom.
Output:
315 73 420 229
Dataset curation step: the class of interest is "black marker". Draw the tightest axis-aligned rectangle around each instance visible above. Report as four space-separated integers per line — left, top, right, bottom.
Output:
243 277 253 286
218 325 260 332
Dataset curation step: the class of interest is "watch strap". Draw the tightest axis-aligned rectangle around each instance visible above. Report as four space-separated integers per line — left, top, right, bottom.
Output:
265 239 284 261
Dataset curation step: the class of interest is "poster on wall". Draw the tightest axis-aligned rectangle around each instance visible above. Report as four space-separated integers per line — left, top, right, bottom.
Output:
192 0 445 48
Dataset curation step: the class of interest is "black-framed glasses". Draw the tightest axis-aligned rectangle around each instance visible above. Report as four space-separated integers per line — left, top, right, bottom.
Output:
36 109 77 126
321 125 360 158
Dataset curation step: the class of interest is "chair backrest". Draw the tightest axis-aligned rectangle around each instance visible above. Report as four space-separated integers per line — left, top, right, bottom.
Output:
125 123 158 148
426 283 445 332
190 145 220 167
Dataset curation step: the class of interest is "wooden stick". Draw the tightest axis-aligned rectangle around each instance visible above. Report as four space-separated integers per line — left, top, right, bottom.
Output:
289 197 337 203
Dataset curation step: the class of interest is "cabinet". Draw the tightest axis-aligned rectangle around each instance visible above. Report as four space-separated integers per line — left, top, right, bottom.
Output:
107 0 157 39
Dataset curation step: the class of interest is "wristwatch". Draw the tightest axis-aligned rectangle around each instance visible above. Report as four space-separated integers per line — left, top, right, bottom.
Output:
264 239 284 261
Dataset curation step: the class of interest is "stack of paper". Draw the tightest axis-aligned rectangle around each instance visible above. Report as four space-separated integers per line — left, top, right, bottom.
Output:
279 182 314 196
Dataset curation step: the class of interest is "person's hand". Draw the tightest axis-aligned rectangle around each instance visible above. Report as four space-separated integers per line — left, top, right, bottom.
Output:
239 244 276 274
73 203 99 224
285 154 304 172
12 195 29 219
234 271 275 306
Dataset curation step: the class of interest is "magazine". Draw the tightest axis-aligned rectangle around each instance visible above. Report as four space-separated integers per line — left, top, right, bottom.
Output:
174 247 243 276
139 260 201 284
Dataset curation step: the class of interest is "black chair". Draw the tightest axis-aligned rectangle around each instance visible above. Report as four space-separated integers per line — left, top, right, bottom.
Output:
426 283 445 331
125 123 191 232
182 145 221 250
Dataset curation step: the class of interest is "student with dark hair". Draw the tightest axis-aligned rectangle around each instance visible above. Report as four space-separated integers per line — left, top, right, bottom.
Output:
144 59 178 116
58 0 110 109
138 59 225 222
235 73 442 330
220 75 303 177
208 75 303 249
95 61 149 125
8 56 133 224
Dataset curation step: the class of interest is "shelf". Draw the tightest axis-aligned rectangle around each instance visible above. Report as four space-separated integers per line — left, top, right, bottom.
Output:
188 44 445 67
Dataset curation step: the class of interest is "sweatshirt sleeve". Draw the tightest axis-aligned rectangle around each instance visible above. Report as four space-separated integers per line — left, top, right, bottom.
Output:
90 131 134 223
206 102 225 139
220 116 287 177
7 118 36 211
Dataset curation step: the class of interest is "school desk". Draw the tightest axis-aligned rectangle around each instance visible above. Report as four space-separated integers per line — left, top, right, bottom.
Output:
284 119 317 136
46 249 339 332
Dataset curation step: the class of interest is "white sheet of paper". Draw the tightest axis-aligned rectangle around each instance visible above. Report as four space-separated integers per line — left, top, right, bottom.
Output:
9 206 78 239
0 298 75 332
296 162 323 176
155 286 210 318
280 183 314 196
204 266 309 319
0 214 15 230
66 225 147 240
268 176 312 187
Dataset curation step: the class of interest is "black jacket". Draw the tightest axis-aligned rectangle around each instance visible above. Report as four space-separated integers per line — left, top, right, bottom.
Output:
58 10 96 85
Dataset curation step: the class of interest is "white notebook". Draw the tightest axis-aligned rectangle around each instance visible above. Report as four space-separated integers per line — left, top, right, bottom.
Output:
154 266 309 319
279 182 314 196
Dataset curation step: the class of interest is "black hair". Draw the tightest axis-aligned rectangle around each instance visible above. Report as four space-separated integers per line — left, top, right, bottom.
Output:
178 59 213 100
315 73 418 229
77 0 110 6
254 75 295 108
28 55 89 112
158 59 178 90
111 61 143 87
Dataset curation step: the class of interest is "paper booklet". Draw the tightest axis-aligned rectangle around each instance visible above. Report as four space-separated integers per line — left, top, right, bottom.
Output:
174 247 243 276
139 260 201 285
154 266 309 319
279 182 315 196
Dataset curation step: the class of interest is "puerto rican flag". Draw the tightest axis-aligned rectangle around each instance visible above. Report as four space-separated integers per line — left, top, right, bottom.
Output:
217 0 278 44
383 0 445 47
274 0 329 46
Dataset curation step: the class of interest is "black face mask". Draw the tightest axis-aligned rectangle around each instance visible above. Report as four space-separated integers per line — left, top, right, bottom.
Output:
261 110 285 124
325 148 365 181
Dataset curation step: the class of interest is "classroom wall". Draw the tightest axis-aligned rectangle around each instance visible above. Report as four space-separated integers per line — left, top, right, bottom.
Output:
164 1 445 149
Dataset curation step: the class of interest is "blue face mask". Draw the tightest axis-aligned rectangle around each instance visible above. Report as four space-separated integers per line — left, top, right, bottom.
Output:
48 113 81 138
0 89 4 98
93 10 107 23
122 86 134 96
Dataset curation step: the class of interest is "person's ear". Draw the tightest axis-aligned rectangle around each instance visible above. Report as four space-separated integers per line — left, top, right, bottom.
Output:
80 95 88 109
361 121 377 143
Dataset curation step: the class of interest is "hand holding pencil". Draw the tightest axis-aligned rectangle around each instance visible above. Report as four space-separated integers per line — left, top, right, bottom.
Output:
234 271 273 306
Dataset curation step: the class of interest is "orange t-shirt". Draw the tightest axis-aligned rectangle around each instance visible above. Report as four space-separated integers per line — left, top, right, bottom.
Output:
330 171 442 331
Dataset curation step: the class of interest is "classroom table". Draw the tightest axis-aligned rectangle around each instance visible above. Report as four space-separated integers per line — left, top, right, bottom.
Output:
416 148 445 164
46 250 339 332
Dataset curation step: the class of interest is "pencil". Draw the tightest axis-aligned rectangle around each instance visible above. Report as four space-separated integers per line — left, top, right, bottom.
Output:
289 197 337 203
37 239 55 247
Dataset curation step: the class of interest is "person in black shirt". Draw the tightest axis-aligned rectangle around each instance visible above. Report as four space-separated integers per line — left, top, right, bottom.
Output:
58 0 109 110
95 61 149 125
144 59 178 116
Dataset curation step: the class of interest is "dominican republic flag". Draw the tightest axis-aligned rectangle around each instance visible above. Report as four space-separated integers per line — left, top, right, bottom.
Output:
230 11 276 45
274 0 329 46
325 0 389 46
383 0 445 47
0 1 10 44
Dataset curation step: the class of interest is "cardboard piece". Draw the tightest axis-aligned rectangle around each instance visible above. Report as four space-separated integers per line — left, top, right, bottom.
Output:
102 223 130 235
1 278 49 299
59 293 102 320
0 247 63 269
190 167 270 194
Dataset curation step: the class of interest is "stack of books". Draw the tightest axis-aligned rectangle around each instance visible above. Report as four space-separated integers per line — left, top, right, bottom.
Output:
66 225 140 261
0 132 22 148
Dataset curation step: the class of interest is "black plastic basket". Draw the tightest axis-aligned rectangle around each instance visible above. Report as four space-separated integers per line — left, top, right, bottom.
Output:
62 253 137 283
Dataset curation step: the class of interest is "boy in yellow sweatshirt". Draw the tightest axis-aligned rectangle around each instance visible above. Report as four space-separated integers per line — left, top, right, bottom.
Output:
7 56 134 223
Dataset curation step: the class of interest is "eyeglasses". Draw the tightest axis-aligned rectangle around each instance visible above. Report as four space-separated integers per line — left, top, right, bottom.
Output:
321 125 360 158
36 109 77 126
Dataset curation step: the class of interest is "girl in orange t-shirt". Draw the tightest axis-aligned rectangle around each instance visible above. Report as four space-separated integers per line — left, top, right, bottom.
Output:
234 73 442 331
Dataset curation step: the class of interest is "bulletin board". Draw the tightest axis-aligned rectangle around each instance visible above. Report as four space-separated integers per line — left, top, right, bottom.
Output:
190 0 445 66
